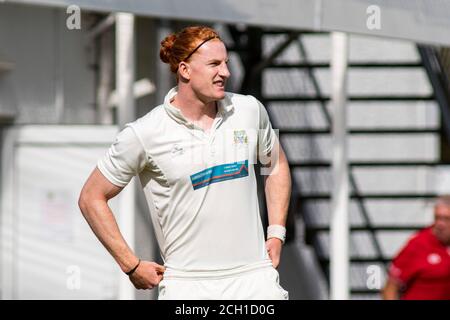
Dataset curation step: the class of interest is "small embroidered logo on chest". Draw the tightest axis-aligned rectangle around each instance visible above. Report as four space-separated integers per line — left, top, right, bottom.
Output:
171 144 184 157
233 130 248 145
427 253 442 265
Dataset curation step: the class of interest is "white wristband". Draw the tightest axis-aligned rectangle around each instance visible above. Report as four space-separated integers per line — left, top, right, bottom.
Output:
267 224 286 244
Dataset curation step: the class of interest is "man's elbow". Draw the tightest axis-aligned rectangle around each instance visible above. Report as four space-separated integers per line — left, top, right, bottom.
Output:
78 186 93 216
78 190 88 214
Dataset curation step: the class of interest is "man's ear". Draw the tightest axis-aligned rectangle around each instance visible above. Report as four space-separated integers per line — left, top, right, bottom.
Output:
178 62 190 81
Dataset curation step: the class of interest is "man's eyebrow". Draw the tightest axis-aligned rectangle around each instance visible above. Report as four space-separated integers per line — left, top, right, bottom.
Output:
206 58 229 63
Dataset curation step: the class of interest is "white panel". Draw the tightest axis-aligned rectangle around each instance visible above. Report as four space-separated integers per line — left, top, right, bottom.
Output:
316 231 414 259
294 167 439 194
15 146 119 299
1 126 124 299
351 167 430 194
348 35 420 62
265 35 302 64
377 231 418 257
282 135 439 162
269 101 439 129
347 101 439 128
303 199 434 227
349 135 438 161
264 68 432 96
298 33 420 63
14 125 118 143
0 5 95 124
303 201 365 227
268 102 330 129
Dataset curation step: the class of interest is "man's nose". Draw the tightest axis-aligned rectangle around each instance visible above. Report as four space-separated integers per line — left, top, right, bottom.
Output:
220 63 230 78
435 219 446 229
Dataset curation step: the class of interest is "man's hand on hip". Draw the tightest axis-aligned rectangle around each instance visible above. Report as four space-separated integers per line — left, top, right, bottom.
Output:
129 261 165 290
266 238 283 268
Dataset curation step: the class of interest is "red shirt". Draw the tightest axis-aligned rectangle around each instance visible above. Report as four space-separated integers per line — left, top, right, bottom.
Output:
389 227 450 300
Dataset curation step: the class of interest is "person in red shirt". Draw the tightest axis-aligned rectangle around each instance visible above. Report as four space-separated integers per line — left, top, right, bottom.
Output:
382 196 450 300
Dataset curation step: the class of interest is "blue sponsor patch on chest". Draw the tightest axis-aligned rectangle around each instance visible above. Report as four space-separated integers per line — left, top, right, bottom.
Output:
190 160 249 190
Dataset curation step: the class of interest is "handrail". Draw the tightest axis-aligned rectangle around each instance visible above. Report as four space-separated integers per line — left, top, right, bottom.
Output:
438 48 450 82
417 45 450 144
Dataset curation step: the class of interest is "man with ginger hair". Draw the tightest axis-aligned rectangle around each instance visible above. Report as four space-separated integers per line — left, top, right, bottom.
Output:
78 26 291 300
382 195 450 300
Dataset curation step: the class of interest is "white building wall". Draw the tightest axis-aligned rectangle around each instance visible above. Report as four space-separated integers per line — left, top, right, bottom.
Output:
0 3 96 124
0 4 163 300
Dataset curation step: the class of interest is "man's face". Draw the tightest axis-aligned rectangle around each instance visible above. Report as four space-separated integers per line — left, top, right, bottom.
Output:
185 39 230 103
433 204 450 245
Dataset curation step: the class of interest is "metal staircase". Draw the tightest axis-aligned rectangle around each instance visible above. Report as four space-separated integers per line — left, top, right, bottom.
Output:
225 25 450 299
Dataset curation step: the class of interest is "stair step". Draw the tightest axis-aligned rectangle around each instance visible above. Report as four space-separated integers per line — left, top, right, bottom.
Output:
267 62 422 69
226 45 248 53
319 257 391 264
261 30 328 35
289 161 449 168
263 95 434 102
300 193 437 200
350 288 381 295
307 225 424 232
279 128 439 135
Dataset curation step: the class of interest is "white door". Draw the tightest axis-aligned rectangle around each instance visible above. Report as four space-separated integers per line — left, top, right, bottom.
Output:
1 125 129 299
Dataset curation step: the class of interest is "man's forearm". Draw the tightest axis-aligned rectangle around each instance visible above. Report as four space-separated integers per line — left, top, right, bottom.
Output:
382 278 400 300
79 197 138 273
264 146 291 227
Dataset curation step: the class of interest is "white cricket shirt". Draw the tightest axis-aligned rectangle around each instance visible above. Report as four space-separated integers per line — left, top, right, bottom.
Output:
98 87 277 273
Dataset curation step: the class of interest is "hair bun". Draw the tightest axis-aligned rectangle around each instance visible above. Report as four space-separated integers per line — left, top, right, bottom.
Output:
159 33 177 64
159 26 221 75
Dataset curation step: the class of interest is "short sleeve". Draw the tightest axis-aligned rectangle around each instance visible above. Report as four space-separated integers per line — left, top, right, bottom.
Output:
97 124 148 187
256 98 277 161
388 236 420 285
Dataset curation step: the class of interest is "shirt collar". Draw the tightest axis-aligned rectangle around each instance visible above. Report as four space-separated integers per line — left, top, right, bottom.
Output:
163 86 234 127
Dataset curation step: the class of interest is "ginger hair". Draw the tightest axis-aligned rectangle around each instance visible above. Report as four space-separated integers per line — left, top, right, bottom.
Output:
160 26 221 74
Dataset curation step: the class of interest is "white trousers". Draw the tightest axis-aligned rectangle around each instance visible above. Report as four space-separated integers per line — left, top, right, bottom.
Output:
158 262 289 300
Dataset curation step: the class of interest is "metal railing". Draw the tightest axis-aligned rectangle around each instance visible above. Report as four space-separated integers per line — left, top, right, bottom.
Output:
418 45 450 144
